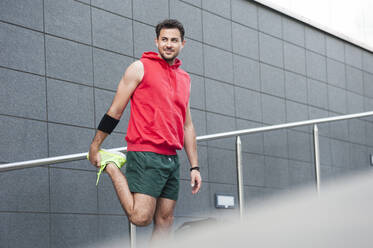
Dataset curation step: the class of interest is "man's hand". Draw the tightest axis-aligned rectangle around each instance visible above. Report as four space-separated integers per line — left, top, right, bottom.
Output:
88 145 101 168
190 170 202 194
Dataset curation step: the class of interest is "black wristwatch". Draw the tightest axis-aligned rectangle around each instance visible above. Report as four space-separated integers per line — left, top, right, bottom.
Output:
190 166 200 172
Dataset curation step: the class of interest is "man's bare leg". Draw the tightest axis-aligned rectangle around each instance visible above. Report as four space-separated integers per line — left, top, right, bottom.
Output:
105 163 157 226
151 197 177 243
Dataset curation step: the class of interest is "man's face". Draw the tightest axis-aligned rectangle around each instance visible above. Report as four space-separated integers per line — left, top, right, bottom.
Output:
155 28 185 62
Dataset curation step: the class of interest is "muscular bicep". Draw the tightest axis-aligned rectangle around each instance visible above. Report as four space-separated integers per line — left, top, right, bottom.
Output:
107 61 143 119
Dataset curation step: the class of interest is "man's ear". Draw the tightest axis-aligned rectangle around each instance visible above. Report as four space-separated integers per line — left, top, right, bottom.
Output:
154 38 159 48
181 39 186 49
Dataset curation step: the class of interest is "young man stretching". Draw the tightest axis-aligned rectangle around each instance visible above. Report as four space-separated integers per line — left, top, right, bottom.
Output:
88 19 201 241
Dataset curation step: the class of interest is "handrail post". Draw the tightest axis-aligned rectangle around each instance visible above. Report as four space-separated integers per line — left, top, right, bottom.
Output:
129 222 136 248
313 124 321 193
236 136 244 218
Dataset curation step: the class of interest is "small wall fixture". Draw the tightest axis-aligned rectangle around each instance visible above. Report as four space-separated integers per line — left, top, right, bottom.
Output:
215 194 235 209
370 154 373 166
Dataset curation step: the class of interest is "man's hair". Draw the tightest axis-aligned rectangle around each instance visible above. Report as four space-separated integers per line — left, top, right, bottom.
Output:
155 19 185 41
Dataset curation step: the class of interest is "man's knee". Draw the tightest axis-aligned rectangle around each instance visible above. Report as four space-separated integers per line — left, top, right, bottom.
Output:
154 213 174 227
129 211 153 227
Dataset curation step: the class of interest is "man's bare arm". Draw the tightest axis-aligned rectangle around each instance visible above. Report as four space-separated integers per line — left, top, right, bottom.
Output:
88 61 143 167
184 103 201 194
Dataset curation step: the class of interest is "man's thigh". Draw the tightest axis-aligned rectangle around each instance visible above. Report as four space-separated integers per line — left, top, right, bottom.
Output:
133 192 157 218
154 197 177 221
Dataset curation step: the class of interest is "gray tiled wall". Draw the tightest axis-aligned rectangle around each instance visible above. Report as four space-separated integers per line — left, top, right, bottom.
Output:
1 0 373 247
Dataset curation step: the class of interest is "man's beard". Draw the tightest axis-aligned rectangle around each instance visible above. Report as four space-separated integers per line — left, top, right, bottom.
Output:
159 49 179 62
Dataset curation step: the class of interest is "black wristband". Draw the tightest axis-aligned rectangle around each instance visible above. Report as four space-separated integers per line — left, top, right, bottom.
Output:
97 114 119 134
190 166 200 172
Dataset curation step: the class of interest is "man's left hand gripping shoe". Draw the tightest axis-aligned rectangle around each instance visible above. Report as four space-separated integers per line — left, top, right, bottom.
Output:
87 149 126 186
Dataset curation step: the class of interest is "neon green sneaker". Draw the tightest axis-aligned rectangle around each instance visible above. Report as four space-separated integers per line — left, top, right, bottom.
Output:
86 149 126 186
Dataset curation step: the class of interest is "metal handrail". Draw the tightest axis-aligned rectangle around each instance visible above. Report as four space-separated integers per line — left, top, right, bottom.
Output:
1 110 373 172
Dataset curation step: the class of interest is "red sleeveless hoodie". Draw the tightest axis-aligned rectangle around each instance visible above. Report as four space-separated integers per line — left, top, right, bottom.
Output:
125 52 191 155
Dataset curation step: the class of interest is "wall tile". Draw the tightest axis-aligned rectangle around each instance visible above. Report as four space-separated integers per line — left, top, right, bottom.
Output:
92 8 133 56
45 0 91 44
282 18 305 47
242 152 265 187
326 36 345 62
91 0 132 18
285 71 307 103
51 168 97 213
182 0 201 7
287 130 312 162
362 51 373 74
47 78 94 127
203 11 232 51
258 7 282 38
0 68 46 120
305 27 325 55
330 139 350 168
306 50 327 82
231 0 258 28
261 94 286 124
204 44 233 83
98 215 129 243
133 0 169 26
348 119 366 145
190 74 205 109
327 58 346 88
233 55 260 91
346 66 363 94
259 33 283 68
260 63 285 97
0 23 44 74
133 21 157 58
264 156 289 188
345 44 362 69
264 129 288 158
5 213 49 248
0 167 49 212
0 0 43 31
347 91 364 114
46 35 93 85
307 79 328 109
284 42 306 75
232 23 259 59
235 87 262 122
178 39 204 75
202 0 230 19
51 214 98 248
205 79 235 116
0 116 48 162
363 72 373 98
328 85 347 114
349 143 369 170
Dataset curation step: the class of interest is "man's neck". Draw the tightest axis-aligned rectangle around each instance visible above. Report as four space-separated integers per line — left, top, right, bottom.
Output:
157 53 175 66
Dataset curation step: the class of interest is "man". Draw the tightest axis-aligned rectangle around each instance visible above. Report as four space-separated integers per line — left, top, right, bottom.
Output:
88 19 201 241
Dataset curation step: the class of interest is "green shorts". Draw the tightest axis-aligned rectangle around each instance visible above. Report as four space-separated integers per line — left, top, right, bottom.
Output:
125 151 180 201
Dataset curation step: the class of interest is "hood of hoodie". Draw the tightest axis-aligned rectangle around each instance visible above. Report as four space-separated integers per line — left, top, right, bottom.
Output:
141 51 182 69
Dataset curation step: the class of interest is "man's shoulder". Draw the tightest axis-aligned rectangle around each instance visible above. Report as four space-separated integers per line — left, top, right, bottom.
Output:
176 67 190 79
